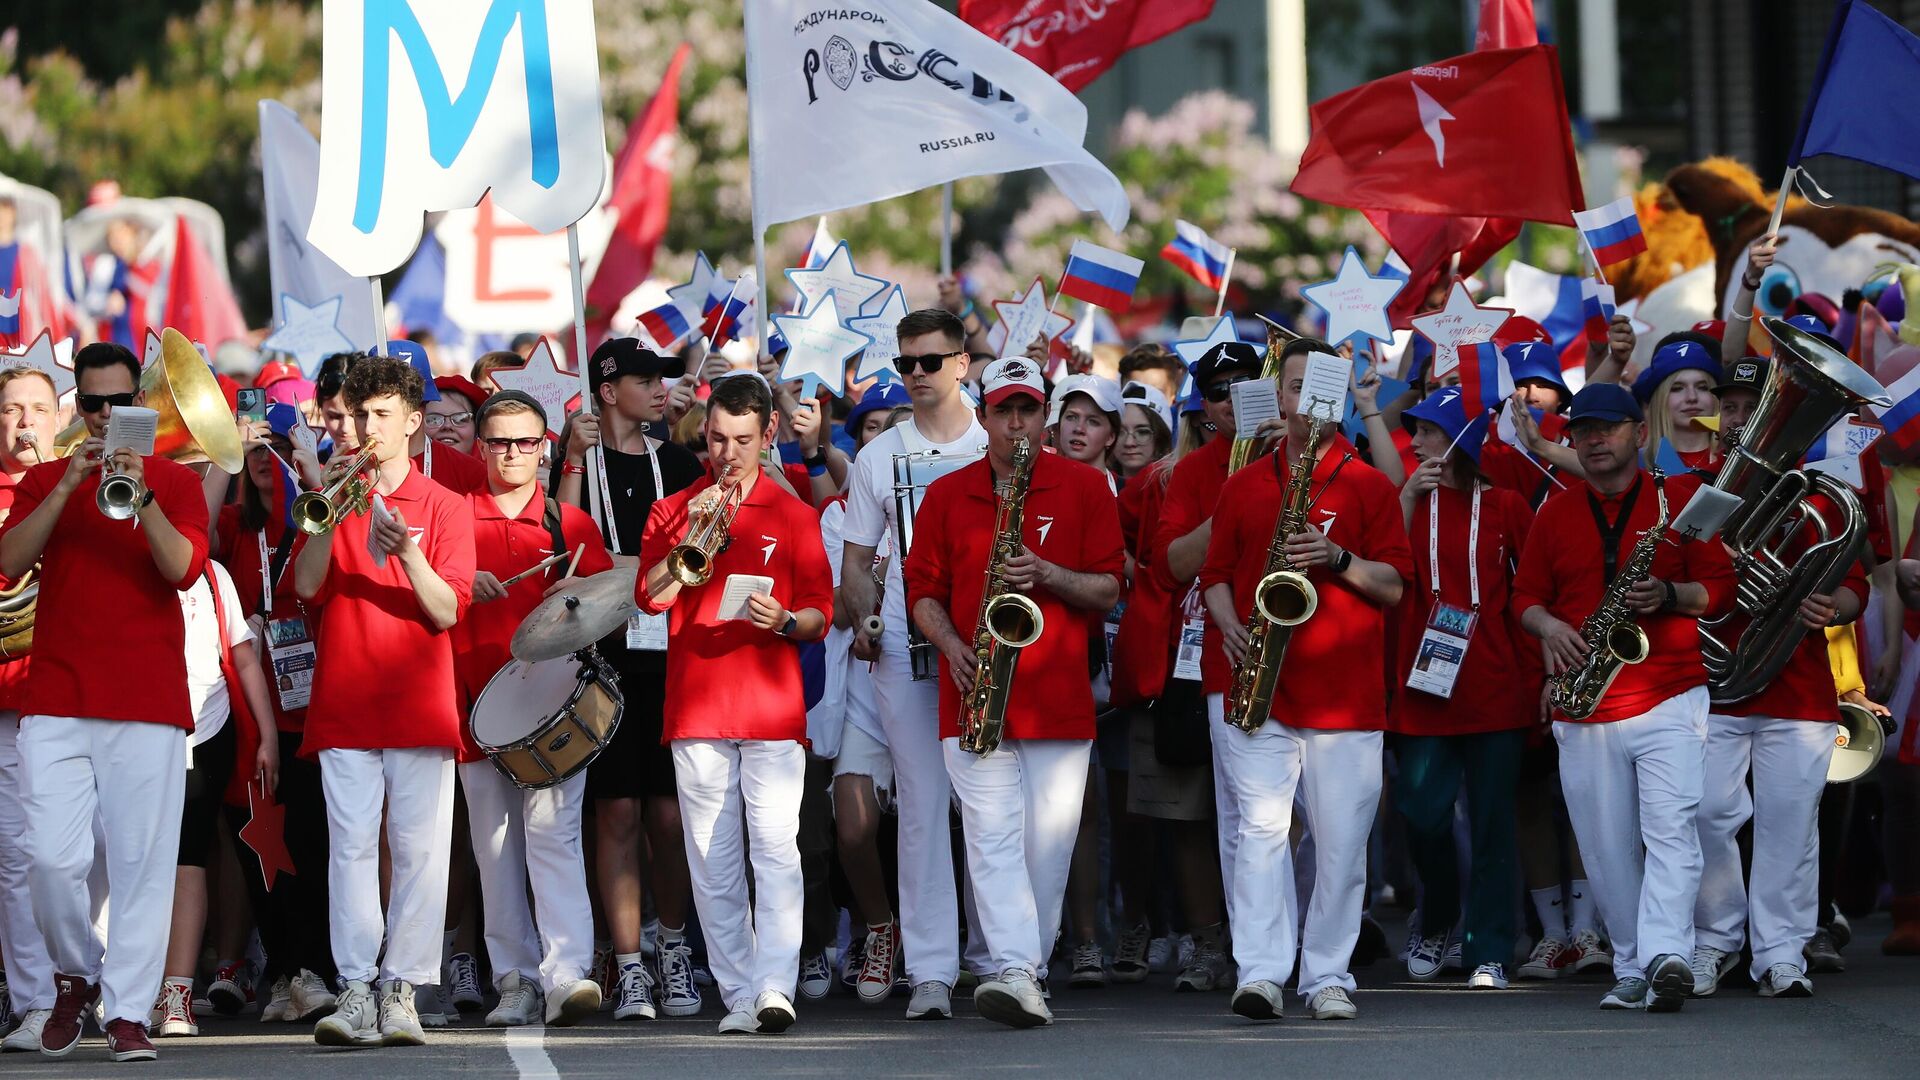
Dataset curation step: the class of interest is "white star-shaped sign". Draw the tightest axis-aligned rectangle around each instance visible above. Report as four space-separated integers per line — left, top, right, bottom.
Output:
1170 314 1241 373
489 337 581 435
1301 246 1404 348
665 252 720 326
991 278 1075 357
786 241 889 322
848 286 909 385
141 328 163 372
262 294 356 377
773 290 871 399
0 330 76 404
1414 282 1513 376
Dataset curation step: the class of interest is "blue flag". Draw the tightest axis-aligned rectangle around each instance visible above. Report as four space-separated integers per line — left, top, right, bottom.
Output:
1790 1 1920 180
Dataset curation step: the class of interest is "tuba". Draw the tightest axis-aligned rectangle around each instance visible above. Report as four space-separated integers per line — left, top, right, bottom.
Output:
0 570 36 659
958 437 1043 755
292 438 379 535
1700 317 1890 705
667 466 745 588
1223 419 1328 733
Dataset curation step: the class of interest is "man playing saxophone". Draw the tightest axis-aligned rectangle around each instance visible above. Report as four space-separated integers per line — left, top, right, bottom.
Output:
1198 339 1410 1023
1513 383 1734 1014
904 358 1123 1029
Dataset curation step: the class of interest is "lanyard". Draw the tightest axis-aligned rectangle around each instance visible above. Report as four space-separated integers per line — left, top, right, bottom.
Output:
422 438 432 479
1586 475 1643 587
593 439 662 555
254 529 294 618
1428 485 1482 610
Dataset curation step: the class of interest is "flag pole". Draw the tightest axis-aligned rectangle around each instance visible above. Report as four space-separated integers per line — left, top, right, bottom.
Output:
1213 248 1237 317
754 227 770 364
940 183 954 277
567 222 603 530
368 277 387 354
1766 165 1795 238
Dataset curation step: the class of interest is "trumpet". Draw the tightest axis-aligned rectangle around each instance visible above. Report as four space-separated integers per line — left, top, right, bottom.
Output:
667 467 745 587
292 437 380 536
97 454 143 520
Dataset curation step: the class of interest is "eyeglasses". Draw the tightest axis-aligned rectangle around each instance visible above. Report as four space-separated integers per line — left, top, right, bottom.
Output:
894 352 961 376
481 436 545 455
1200 375 1255 404
424 412 474 430
76 392 136 413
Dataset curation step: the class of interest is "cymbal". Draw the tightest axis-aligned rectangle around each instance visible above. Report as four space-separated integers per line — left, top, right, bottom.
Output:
510 567 641 663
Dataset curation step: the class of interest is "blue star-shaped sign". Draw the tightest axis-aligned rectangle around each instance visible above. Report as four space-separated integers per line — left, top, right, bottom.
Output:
262 294 355 377
786 241 889 322
848 286 909 385
1170 314 1241 373
772 291 872 399
666 252 720 326
1301 246 1404 348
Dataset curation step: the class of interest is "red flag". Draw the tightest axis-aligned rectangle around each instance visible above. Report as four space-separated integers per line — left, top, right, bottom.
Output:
0 243 69 347
1475 0 1538 50
1291 45 1583 227
1367 212 1520 325
959 0 1216 92
162 215 247 348
585 43 690 344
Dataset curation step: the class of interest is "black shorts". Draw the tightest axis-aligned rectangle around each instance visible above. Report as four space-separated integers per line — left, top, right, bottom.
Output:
180 717 237 868
587 654 675 800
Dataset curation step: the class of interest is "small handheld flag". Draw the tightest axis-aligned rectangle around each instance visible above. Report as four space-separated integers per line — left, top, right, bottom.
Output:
1878 362 1920 452
1572 196 1648 267
1161 220 1232 293
637 301 692 350
1058 240 1144 313
1582 279 1617 343
1453 339 1511 412
703 272 756 353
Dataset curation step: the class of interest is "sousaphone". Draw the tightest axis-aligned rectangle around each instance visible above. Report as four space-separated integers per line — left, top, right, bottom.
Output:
53 327 244 472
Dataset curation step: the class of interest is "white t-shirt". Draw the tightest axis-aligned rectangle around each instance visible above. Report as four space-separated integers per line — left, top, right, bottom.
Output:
806 500 889 754
180 561 255 749
842 416 987 648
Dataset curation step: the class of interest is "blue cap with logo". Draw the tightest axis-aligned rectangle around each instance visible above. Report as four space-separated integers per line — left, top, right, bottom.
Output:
386 340 440 402
1405 385 1492 464
1568 382 1645 424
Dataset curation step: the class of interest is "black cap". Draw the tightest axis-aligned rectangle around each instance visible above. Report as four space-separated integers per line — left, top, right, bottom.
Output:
590 337 685 391
1192 340 1262 383
476 389 549 430
1714 357 1769 397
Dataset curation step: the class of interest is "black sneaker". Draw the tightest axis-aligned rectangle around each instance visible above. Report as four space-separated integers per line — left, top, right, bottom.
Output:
1647 953 1693 1013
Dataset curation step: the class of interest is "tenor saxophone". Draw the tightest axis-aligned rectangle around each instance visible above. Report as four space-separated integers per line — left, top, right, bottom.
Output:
1547 473 1670 720
1223 421 1326 734
958 437 1044 756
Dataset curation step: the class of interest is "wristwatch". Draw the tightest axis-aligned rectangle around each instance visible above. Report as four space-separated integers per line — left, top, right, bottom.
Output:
1331 547 1354 574
1659 579 1678 613
778 614 798 638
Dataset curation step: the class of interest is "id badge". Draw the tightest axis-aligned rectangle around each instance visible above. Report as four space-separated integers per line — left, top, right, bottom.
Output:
625 611 669 652
266 614 317 712
1102 599 1126 686
1172 585 1206 681
1405 601 1478 700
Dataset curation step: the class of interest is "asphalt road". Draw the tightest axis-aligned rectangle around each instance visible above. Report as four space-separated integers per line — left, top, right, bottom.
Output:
9 916 1918 1079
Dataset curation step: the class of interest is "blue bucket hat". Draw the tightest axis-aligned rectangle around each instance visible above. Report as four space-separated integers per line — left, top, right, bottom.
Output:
1503 341 1567 395
1631 339 1722 404
1405 385 1492 464
264 402 304 439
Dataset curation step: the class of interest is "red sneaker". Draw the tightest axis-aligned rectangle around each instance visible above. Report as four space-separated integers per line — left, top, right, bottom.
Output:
105 1019 156 1062
41 973 98 1057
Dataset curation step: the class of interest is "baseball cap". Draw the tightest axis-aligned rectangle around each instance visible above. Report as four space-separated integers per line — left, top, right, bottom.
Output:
477 388 549 430
254 358 303 390
1632 339 1722 404
434 375 488 409
1405 385 1492 464
1191 340 1262 383
847 381 910 430
262 374 315 409
980 357 1046 406
1120 380 1174 431
1568 382 1644 424
1714 357 1769 397
1047 373 1122 426
590 337 686 391
1494 315 1551 349
386 340 439 402
1691 319 1728 342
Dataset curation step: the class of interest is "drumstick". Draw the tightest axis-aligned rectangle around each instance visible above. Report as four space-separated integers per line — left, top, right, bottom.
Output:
499 552 567 588
563 543 586 580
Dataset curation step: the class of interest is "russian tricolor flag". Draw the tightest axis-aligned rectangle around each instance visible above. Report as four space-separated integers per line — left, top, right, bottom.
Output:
1581 279 1616 342
1161 220 1231 293
637 301 692 350
1058 240 1144 313
702 271 756 352
1879 362 1920 451
1572 197 1648 267
1454 340 1512 412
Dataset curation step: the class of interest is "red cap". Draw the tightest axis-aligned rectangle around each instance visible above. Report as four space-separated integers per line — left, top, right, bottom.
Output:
980 357 1047 406
254 359 303 389
434 375 487 409
1493 315 1550 348
1691 319 1727 342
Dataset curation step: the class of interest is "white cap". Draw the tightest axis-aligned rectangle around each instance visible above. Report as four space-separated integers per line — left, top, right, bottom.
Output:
1119 380 1174 431
1047 373 1123 426
980 357 1047 406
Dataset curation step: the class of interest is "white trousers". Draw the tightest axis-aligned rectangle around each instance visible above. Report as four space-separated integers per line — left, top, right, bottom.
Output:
672 738 805 1012
1696 713 1834 978
0 711 53 1012
320 747 455 986
458 762 592 992
942 737 1090 976
1207 695 1381 997
869 644 959 985
1555 686 1708 980
19 716 184 1023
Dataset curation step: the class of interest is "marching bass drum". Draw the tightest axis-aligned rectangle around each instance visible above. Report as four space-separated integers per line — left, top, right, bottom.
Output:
470 651 624 789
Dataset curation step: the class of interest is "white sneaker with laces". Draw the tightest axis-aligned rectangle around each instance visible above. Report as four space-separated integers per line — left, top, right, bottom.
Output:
545 978 602 1026
798 953 832 1000
1069 942 1107 988
753 989 796 1034
260 976 293 1023
446 953 485 1012
612 961 657 1021
1231 980 1283 1021
1518 937 1570 980
153 979 199 1037
313 980 380 1047
290 969 337 1021
1308 986 1358 1020
1468 963 1509 989
1406 933 1448 980
379 980 427 1046
2 1009 48 1052
1690 944 1737 997
717 1005 759 1034
485 973 543 1027
905 981 952 1020
655 941 704 1017
974 967 1051 1029
1757 963 1813 998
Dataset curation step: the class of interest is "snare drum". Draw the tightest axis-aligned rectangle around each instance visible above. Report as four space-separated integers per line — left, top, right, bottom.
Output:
470 652 624 789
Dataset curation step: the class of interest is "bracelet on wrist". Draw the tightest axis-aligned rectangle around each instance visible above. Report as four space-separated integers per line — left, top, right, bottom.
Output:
562 462 587 476
1360 411 1382 421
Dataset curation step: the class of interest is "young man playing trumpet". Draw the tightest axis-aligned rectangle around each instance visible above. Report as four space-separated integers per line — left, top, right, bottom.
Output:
636 373 832 1035
0 343 210 1062
295 357 476 1048
904 358 1125 1029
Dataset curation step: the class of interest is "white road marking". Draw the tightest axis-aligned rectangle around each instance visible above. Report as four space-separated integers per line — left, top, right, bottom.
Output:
505 1023 559 1080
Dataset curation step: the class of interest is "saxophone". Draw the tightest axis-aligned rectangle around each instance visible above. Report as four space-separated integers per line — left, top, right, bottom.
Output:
958 437 1044 755
1223 421 1326 734
1547 473 1670 720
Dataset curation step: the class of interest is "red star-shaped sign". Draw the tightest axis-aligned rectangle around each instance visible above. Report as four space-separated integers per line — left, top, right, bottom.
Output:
239 781 296 892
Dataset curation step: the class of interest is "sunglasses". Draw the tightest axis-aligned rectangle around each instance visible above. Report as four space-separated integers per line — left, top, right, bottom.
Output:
481 436 546 455
894 352 961 376
1200 374 1256 404
76 392 136 413
424 411 474 429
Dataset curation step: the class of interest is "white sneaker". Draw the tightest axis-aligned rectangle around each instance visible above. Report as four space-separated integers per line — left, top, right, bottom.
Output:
716 1005 759 1034
2 1009 48 1052
1518 937 1571 980
1757 963 1813 998
313 980 380 1047
1690 945 1737 997
446 953 485 1012
152 979 199 1037
1468 963 1509 990
797 953 832 1000
753 989 796 1034
655 941 704 1017
612 961 657 1021
974 967 1051 1029
1308 986 1358 1020
1146 936 1175 974
545 978 601 1027
905 980 952 1020
290 969 337 1021
485 973 543 1027
1230 980 1283 1021
259 976 293 1023
1406 933 1448 981
379 980 427 1046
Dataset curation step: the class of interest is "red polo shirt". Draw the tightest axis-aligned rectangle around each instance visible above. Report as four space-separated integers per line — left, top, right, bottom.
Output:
0 470 30 712
454 489 613 760
414 439 488 496
1390 484 1537 736
1198 436 1413 730
636 474 833 743
1149 436 1233 683
1511 471 1736 724
302 465 476 754
1110 461 1176 706
0 457 208 728
1723 494 1868 724
905 450 1125 741
220 510 314 733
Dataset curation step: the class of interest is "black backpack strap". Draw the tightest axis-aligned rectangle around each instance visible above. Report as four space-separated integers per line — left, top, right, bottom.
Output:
544 497 568 577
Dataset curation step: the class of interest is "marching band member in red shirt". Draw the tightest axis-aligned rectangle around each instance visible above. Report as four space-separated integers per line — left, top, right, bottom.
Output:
1391 386 1536 990
0 342 210 1062
906 358 1125 1029
635 373 832 1036
452 391 612 1028
1198 339 1413 1023
1513 382 1735 1013
294 357 475 1049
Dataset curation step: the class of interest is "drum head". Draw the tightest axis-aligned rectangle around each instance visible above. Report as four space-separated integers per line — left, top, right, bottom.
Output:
472 656 587 748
